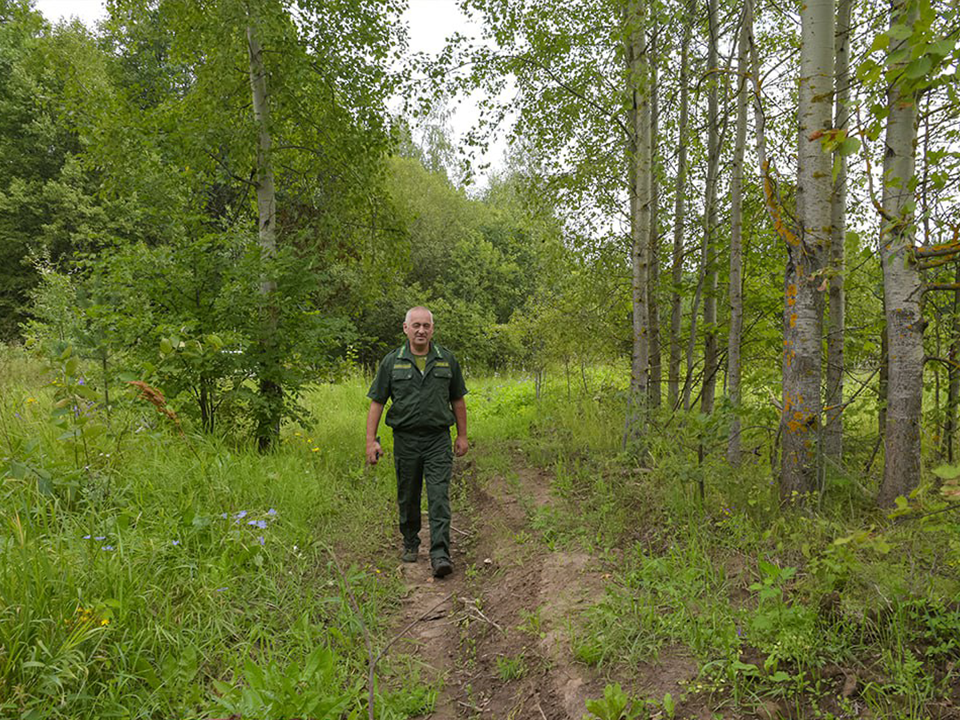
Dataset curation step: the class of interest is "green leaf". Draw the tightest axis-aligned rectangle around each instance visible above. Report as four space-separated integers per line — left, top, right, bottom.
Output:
869 33 891 53
887 48 910 67
159 338 173 355
758 559 779 578
857 59 883 85
928 38 957 59
770 671 792 682
37 476 54 495
887 23 913 41
932 464 960 481
904 55 933 80
839 137 861 156
75 384 99 401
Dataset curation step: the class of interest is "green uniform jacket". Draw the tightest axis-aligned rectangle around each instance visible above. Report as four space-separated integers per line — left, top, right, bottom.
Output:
367 342 468 432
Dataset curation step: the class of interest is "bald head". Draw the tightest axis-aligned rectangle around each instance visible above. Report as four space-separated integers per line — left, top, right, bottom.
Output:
404 306 434 324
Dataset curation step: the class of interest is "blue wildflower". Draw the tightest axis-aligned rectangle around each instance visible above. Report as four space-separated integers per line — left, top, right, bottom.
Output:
234 511 247 519
94 536 106 541
220 512 228 519
257 536 265 545
101 545 114 551
172 540 180 546
83 535 92 539
267 508 277 516
216 587 227 592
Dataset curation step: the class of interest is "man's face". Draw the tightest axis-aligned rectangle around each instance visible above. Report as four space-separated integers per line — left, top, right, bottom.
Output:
403 310 434 351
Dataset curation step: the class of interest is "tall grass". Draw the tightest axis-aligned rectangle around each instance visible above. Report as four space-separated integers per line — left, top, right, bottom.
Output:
0 347 411 719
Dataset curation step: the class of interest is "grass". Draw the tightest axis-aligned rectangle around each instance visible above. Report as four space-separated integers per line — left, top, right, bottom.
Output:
0 346 415 719
482 365 960 720
5 347 960 719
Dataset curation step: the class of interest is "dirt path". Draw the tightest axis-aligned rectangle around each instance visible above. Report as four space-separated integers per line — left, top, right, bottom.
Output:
387 453 615 719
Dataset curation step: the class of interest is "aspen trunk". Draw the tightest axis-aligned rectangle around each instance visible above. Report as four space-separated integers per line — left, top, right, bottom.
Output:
624 0 650 444
700 0 719 417
878 0 922 506
824 0 851 464
727 2 750 466
668 0 694 410
247 23 281 451
648 23 661 410
682 252 705 411
782 0 833 499
879 319 888 439
946 271 960 462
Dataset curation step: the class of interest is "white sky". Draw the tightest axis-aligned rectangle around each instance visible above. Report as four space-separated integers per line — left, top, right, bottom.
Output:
32 0 508 185
32 0 105 24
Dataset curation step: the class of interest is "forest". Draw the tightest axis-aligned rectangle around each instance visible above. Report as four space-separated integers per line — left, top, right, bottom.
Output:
1 0 959 717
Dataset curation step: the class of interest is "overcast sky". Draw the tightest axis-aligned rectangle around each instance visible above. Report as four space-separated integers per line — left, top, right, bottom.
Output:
31 0 507 185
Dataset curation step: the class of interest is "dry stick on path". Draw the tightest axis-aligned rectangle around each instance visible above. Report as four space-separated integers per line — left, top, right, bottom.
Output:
325 545 453 720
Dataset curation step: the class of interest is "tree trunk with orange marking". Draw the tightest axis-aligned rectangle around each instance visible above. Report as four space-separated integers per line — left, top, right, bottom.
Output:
781 0 833 500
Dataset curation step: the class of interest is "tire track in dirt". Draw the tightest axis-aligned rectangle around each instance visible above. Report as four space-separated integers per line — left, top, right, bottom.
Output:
387 452 610 719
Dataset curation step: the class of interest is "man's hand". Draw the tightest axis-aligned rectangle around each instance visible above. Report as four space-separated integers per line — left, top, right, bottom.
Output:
366 402 385 465
366 439 383 465
454 435 469 457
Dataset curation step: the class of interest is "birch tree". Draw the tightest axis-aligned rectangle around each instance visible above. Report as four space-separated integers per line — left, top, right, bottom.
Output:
699 0 720 417
824 0 852 464
625 0 652 441
648 22 662 410
246 20 281 448
727 2 750 465
877 0 922 506
669 0 694 410
781 0 834 499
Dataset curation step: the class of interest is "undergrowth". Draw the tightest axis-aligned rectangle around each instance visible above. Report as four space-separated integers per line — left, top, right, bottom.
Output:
0 346 426 719
497 366 960 720
4 347 959 719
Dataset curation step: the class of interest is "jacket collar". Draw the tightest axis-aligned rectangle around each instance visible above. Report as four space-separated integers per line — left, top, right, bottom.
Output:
399 341 441 362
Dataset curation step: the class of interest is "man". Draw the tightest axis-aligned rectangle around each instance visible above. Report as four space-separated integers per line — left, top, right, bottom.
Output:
366 306 469 578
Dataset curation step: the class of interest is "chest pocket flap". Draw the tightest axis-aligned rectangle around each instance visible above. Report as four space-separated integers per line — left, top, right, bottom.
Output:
392 364 413 381
433 366 452 379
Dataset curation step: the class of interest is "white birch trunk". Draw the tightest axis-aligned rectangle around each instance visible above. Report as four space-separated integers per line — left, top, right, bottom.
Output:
700 0 719 417
825 0 851 464
878 0 922 506
782 0 833 498
648 24 661 409
624 0 650 444
727 2 750 466
669 0 694 410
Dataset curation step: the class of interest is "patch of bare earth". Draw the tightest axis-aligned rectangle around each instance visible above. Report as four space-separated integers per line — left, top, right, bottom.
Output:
383 453 701 719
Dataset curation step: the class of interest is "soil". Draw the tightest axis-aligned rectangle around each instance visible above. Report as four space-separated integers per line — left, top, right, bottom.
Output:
383 452 699 720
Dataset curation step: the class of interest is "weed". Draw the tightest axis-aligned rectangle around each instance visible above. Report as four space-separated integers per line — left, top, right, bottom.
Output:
495 652 527 680
211 646 357 718
517 606 545 638
584 683 647 720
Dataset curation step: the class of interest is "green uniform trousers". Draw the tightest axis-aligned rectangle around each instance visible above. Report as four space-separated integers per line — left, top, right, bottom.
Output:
393 429 453 561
